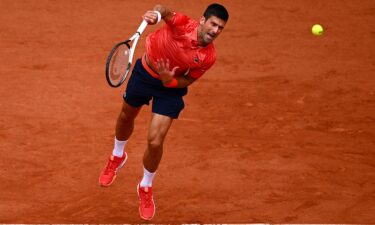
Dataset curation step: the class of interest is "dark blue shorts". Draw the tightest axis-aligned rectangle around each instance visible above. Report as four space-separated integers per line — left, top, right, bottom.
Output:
124 59 188 119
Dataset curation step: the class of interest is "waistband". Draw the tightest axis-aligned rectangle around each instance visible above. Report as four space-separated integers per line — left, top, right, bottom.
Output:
141 54 160 79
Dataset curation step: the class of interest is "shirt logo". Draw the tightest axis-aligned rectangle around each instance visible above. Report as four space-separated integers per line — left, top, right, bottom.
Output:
194 57 199 64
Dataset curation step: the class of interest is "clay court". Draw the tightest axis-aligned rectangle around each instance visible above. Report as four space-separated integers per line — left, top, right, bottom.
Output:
1 0 375 223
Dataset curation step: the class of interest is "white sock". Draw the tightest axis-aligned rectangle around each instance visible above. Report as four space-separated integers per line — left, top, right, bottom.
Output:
140 167 156 187
112 137 127 158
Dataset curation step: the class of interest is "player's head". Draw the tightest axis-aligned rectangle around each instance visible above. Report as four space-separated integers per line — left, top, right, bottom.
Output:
203 3 229 22
198 3 229 46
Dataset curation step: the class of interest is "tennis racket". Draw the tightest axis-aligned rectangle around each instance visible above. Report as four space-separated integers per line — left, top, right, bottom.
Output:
105 20 148 87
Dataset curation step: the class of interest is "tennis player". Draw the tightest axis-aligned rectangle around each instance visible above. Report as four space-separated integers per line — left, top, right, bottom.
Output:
99 3 228 220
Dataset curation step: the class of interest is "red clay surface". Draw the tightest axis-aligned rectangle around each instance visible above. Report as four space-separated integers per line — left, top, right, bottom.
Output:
1 0 375 223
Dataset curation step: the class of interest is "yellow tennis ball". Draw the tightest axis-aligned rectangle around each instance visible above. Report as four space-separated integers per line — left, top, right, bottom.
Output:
312 24 324 36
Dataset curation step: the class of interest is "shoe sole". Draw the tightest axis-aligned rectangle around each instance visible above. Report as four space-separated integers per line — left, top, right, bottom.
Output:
137 183 156 221
99 154 128 187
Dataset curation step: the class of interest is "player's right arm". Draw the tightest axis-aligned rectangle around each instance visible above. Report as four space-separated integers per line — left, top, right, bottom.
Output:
154 5 174 22
142 5 174 25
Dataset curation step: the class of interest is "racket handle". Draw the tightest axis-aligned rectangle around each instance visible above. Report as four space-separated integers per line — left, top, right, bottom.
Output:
137 20 148 35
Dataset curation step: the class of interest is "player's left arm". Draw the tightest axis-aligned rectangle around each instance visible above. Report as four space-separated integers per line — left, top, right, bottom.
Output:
156 58 197 88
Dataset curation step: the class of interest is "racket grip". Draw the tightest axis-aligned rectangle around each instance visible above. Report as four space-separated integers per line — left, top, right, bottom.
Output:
137 20 148 35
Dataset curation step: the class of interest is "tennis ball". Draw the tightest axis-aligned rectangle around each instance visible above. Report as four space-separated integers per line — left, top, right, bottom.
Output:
312 24 323 36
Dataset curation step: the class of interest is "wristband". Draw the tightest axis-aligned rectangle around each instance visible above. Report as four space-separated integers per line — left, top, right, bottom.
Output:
154 10 162 24
165 78 178 88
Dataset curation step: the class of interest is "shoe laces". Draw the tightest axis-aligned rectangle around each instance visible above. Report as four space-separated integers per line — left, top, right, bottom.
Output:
104 158 119 175
141 187 152 208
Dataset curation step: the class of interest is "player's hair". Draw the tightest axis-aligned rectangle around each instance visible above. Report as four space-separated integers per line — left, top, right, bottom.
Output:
203 3 229 21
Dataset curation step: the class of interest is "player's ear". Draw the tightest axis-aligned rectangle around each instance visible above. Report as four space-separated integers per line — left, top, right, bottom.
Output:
199 16 206 25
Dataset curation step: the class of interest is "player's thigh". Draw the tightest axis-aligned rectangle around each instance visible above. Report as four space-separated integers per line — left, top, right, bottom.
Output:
147 113 174 144
119 100 142 121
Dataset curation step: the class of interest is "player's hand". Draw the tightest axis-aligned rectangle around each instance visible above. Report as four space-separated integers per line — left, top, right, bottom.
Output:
156 58 179 85
142 11 160 25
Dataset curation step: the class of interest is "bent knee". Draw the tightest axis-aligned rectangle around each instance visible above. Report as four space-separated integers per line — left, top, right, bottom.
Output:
147 138 164 151
119 110 136 122
119 102 141 121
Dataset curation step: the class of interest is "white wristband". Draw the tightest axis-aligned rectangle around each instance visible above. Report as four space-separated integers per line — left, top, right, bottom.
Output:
154 10 161 24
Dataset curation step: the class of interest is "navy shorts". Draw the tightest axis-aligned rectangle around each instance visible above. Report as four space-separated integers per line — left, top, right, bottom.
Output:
124 59 188 119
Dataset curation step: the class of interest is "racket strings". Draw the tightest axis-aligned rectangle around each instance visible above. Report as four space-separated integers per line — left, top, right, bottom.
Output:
108 44 130 84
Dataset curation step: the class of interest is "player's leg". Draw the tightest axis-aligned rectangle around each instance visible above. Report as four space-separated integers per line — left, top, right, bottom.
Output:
131 58 186 220
137 89 185 220
114 100 142 150
111 101 142 157
100 58 152 187
99 101 142 187
144 113 173 172
138 113 173 220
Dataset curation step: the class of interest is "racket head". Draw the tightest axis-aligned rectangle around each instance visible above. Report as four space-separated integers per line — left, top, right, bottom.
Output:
105 41 132 87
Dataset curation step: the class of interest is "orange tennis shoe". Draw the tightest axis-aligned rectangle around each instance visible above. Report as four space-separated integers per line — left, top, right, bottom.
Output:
137 184 156 220
99 154 127 187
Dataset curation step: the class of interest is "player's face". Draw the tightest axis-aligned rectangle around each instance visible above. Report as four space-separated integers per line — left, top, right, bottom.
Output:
198 15 226 45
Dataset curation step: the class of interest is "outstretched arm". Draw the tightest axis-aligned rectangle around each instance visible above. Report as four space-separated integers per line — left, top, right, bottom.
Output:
142 5 174 25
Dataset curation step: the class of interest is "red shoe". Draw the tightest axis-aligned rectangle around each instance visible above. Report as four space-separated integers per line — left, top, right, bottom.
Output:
137 184 155 220
99 154 127 187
